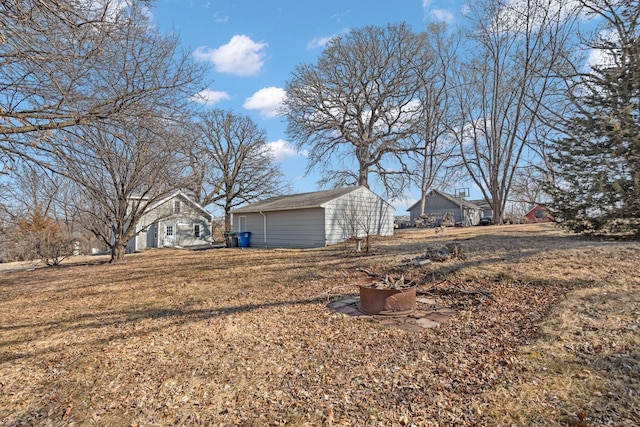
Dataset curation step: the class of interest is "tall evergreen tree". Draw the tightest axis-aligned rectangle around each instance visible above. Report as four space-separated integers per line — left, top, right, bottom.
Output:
549 0 640 235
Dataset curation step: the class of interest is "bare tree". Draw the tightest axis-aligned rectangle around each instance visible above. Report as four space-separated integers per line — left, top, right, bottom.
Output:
509 165 549 215
52 121 185 263
282 23 434 197
409 23 461 216
0 0 206 262
185 109 289 232
0 0 205 168
447 0 581 224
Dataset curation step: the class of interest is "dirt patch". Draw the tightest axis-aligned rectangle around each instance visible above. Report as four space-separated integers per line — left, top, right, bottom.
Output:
0 224 638 426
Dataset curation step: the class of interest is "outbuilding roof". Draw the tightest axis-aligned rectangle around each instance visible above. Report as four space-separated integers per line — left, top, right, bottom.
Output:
233 187 386 213
406 189 482 211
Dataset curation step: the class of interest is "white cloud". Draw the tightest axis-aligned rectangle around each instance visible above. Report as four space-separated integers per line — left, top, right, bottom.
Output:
212 11 229 23
193 35 267 76
585 29 619 71
307 35 335 50
243 87 286 118
190 89 231 105
307 29 349 50
390 196 418 212
495 0 581 32
422 0 433 11
87 0 148 22
266 139 308 161
330 10 351 23
431 8 456 24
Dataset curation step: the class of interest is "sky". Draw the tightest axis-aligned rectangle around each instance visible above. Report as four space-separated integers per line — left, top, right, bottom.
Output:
149 0 473 215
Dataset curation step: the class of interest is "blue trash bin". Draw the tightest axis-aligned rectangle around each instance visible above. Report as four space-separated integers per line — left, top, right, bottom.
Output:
238 231 251 248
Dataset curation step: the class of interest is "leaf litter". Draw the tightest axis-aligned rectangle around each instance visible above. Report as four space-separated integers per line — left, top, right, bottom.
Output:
0 224 638 426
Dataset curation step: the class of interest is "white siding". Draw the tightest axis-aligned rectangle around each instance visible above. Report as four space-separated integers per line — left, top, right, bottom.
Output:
324 187 394 245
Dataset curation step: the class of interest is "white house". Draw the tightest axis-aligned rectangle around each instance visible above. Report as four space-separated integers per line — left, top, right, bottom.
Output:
232 187 394 248
126 191 213 253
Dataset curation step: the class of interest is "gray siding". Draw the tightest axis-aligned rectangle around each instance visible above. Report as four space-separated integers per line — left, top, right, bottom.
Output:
232 187 393 249
409 193 480 226
128 194 212 252
409 193 460 224
235 208 326 248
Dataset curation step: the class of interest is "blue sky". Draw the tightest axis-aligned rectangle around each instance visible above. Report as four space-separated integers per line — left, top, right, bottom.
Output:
150 1 469 214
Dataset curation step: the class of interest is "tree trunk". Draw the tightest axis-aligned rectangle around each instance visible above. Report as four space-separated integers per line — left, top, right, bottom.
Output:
356 145 369 188
358 165 368 188
110 243 126 263
224 206 232 233
491 201 503 225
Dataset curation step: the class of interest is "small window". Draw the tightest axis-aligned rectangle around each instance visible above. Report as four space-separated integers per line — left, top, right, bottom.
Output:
166 225 174 236
194 224 201 238
174 200 182 214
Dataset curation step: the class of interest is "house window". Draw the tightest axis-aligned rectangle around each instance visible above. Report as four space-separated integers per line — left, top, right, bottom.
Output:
174 200 182 214
194 224 201 238
166 225 174 236
239 216 247 232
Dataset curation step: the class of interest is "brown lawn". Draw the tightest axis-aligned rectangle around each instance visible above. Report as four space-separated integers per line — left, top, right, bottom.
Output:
1 223 638 426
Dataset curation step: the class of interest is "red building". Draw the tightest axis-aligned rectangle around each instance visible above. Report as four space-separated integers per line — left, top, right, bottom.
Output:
525 204 553 222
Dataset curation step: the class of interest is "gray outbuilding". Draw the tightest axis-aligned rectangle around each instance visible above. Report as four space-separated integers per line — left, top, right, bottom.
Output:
407 189 482 226
232 187 394 248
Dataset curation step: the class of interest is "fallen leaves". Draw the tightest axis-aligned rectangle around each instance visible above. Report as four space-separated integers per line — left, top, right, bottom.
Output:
0 224 638 426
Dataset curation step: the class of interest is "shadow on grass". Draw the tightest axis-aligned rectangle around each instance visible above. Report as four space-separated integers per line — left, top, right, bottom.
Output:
0 294 327 365
1 227 633 366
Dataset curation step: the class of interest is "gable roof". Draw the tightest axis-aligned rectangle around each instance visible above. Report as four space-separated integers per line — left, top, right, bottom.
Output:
146 190 213 220
233 187 387 214
525 203 555 217
469 199 492 210
407 189 482 211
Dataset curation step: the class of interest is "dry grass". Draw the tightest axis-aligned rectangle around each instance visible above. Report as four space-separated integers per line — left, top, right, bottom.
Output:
1 223 638 426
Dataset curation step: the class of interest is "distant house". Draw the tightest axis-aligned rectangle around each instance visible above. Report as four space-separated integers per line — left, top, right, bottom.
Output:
407 189 482 226
469 198 494 221
232 186 394 248
126 191 213 253
525 204 553 222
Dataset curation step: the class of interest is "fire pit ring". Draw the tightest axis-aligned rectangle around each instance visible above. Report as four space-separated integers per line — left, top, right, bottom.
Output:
358 285 417 316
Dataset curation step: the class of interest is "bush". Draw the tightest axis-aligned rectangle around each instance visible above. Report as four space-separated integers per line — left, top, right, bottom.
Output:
7 211 75 266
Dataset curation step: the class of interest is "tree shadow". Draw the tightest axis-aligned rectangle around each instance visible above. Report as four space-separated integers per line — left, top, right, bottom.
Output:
0 294 327 365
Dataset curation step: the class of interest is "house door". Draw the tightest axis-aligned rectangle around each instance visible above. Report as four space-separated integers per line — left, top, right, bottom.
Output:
164 224 176 247
147 224 158 248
